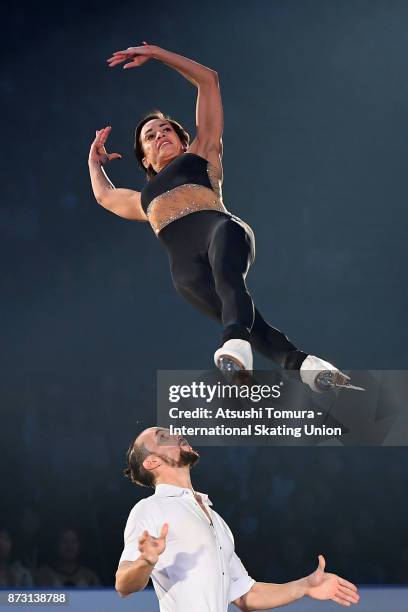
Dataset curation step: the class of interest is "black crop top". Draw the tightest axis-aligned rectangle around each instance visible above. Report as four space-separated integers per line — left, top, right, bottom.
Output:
140 153 216 214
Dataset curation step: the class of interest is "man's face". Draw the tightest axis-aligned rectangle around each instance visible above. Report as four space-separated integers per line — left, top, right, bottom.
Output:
138 427 199 468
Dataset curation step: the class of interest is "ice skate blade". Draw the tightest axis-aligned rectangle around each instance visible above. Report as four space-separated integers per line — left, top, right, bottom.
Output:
315 370 365 392
332 383 366 391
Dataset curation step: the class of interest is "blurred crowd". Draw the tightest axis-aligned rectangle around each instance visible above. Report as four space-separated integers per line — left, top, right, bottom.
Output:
0 525 100 588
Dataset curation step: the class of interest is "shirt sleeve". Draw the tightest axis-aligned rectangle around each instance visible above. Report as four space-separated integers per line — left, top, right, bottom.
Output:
118 499 157 565
229 551 256 603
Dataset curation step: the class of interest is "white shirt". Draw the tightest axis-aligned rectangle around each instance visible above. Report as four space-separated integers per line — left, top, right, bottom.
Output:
119 484 255 612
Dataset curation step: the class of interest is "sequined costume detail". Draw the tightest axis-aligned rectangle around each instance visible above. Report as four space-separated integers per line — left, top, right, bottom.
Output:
147 182 227 235
140 153 229 236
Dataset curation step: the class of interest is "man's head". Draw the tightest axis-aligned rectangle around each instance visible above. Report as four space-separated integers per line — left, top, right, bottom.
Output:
134 111 190 179
124 427 200 488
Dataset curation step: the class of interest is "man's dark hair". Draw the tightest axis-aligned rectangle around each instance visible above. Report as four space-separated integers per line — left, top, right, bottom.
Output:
124 439 155 488
134 110 190 180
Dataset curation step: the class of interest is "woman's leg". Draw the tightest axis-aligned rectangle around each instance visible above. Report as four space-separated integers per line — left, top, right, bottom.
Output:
208 216 307 369
170 256 223 322
164 211 254 342
207 215 255 344
161 212 354 387
166 213 305 369
250 308 307 369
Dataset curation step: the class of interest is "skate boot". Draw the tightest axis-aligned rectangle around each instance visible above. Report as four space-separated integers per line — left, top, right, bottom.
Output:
214 339 253 384
300 355 365 392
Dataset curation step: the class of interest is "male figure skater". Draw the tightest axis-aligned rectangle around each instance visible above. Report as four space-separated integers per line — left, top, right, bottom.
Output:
116 427 359 610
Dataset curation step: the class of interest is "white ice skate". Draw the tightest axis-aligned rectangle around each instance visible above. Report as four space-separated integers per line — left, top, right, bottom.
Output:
214 339 253 382
300 355 365 392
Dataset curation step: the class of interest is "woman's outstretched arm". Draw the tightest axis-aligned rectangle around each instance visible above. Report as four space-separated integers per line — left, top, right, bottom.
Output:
107 44 223 162
88 126 148 222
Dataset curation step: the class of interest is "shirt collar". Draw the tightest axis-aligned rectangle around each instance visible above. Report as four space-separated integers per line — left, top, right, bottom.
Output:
154 484 213 506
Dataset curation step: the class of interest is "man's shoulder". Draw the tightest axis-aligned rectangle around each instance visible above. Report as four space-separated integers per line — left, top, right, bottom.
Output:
127 494 161 519
212 509 234 535
123 494 164 537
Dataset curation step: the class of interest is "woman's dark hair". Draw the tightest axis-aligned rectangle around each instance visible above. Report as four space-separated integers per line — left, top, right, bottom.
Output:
134 110 190 180
124 440 155 488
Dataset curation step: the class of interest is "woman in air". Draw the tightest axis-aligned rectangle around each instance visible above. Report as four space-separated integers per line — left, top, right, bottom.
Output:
88 42 356 392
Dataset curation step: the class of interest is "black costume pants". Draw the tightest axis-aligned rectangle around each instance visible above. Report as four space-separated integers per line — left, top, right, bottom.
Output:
158 211 306 369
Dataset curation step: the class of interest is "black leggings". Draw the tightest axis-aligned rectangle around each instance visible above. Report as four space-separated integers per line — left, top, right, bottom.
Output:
158 211 306 369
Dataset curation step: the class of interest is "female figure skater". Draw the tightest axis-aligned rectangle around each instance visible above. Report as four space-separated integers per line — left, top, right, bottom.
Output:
88 42 356 392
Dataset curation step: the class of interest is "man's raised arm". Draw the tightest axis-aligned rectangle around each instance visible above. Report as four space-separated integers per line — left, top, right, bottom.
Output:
115 523 168 597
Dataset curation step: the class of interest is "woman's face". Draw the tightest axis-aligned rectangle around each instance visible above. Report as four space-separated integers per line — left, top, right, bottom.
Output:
140 119 185 172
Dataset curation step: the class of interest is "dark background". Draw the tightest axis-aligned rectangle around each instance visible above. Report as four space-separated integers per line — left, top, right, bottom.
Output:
1 0 408 587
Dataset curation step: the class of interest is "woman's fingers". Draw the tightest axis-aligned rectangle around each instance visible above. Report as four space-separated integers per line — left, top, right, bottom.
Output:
97 126 112 146
112 47 142 56
96 127 112 149
123 57 150 69
107 46 150 68
109 46 150 59
107 57 137 68
90 127 121 163
109 50 138 60
107 55 149 69
107 56 127 67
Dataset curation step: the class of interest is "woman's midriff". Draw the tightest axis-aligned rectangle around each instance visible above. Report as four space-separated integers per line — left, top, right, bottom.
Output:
147 183 229 236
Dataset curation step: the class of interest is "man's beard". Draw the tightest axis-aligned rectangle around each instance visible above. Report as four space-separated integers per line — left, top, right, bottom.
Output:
156 447 200 468
179 447 200 467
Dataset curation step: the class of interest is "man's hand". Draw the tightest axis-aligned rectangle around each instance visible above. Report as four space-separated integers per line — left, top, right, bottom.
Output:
107 42 156 69
115 524 169 597
138 523 169 566
305 555 360 607
89 126 122 165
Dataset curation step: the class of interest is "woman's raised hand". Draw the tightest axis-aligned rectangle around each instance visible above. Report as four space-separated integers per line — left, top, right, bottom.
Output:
107 42 155 69
89 126 122 165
